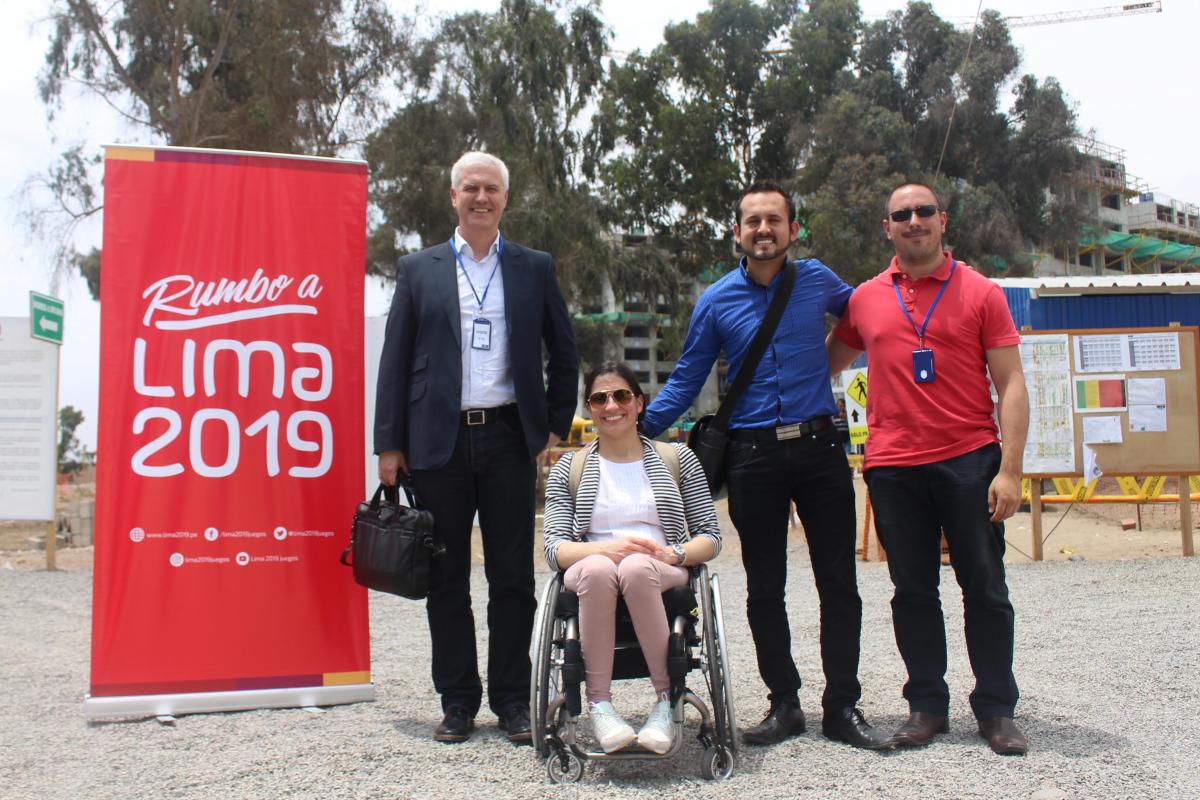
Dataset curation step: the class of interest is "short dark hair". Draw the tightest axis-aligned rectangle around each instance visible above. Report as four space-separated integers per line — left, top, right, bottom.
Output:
583 361 646 423
885 181 944 218
735 181 796 226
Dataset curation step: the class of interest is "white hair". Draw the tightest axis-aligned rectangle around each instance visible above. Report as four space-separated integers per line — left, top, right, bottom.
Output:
450 151 510 192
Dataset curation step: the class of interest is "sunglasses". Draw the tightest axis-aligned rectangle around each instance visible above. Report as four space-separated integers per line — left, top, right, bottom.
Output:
587 389 636 408
888 204 939 223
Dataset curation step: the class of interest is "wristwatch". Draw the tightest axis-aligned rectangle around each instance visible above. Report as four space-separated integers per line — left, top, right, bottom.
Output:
671 544 687 566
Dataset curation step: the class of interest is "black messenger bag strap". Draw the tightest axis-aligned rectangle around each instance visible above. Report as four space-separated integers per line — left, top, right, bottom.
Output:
710 261 797 432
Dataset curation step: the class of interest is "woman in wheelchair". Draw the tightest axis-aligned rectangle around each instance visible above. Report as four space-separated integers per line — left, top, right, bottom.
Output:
542 361 722 754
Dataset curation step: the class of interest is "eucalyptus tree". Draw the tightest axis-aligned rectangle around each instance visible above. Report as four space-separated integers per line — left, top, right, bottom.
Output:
798 2 1083 277
33 0 407 296
593 0 799 284
365 0 615 308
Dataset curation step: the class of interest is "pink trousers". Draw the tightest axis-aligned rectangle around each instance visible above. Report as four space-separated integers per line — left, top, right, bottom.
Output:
563 552 689 703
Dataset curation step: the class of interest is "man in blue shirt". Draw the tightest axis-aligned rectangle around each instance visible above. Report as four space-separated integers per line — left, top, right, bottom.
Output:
642 182 882 749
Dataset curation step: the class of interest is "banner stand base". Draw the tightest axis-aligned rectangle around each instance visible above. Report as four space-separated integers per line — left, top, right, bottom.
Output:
83 683 375 721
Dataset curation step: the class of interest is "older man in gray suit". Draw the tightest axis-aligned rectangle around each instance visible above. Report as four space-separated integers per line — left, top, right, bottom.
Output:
375 151 578 745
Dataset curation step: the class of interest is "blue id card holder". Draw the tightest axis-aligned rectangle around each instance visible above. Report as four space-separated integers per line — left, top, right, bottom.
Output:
912 348 934 383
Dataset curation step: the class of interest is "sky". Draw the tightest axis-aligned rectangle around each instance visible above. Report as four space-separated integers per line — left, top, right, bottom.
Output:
1 0 1196 450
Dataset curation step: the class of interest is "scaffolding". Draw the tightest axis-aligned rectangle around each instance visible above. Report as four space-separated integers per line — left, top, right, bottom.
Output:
1075 135 1147 198
1126 195 1200 248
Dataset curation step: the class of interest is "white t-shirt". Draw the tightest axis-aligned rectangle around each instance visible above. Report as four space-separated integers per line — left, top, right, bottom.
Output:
586 456 666 546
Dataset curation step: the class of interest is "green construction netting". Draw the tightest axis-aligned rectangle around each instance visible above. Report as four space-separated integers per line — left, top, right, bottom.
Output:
573 311 671 324
1079 228 1200 266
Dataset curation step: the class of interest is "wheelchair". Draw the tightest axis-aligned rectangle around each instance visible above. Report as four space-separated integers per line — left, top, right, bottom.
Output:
530 563 738 783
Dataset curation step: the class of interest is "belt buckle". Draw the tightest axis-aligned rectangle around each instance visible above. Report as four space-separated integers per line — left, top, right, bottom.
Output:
466 409 487 426
775 422 803 441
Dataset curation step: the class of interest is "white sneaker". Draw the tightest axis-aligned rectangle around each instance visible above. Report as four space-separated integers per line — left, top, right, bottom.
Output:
588 701 636 753
636 696 674 754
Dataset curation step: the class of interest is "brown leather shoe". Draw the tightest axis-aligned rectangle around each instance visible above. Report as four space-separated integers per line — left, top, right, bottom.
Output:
887 711 949 748
978 716 1028 755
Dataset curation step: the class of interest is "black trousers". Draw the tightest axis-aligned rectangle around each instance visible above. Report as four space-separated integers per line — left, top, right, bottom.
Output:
410 411 536 717
726 427 863 712
864 443 1019 720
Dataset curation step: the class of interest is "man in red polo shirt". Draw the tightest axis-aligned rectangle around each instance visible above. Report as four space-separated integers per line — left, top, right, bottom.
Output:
828 181 1030 756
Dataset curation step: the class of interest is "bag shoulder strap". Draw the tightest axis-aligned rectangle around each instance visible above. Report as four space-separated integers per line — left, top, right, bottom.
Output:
712 261 797 431
568 446 590 501
651 440 681 488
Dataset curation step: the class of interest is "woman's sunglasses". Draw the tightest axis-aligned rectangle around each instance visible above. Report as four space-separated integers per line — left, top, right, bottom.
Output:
587 389 636 408
888 204 939 223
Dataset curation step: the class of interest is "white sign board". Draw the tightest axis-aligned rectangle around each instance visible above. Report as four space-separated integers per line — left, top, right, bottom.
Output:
0 317 59 520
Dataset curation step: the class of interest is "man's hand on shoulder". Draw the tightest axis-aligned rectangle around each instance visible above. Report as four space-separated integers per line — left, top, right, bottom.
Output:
378 450 410 486
988 469 1021 522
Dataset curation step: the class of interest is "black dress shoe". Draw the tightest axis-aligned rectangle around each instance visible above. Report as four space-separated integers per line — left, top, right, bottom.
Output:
742 702 806 746
822 707 889 749
433 706 475 743
497 704 532 745
978 716 1028 755
887 711 949 749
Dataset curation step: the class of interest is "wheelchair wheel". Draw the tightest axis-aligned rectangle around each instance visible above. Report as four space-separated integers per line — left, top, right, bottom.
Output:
546 749 584 784
700 744 734 781
531 573 562 759
700 569 739 756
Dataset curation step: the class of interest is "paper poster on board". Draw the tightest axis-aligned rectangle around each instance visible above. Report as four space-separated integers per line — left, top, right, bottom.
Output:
1082 416 1123 444
1074 374 1127 413
1074 332 1181 373
1020 333 1075 473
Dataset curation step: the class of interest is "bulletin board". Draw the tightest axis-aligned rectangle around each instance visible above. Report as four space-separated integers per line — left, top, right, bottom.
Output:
1019 326 1200 477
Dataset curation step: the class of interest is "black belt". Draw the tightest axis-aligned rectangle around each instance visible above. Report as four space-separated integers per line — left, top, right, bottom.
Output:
728 416 834 443
460 404 518 426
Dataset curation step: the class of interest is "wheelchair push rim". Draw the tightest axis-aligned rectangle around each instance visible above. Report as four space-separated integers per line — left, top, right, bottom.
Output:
700 568 739 757
531 573 562 760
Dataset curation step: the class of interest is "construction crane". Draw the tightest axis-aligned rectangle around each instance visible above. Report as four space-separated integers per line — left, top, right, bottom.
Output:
707 3 1165 56
998 2 1162 30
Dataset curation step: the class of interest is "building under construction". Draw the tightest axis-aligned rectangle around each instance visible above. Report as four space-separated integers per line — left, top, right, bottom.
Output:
1031 138 1200 276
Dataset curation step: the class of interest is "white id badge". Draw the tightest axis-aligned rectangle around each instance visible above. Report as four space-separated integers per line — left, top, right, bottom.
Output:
471 317 492 350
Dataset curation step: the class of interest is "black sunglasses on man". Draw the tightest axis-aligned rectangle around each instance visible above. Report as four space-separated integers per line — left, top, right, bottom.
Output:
888 204 939 223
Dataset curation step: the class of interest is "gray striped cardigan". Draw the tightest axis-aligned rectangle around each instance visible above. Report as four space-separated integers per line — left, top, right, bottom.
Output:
542 436 722 572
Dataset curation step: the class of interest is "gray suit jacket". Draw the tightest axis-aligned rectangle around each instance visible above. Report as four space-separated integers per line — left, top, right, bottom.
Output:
373 238 578 470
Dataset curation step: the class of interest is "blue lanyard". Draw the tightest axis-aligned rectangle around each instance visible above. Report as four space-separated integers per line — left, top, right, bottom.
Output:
449 235 504 310
892 260 956 347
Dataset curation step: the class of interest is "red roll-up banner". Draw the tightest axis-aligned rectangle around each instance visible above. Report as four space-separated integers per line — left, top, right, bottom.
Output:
87 146 371 718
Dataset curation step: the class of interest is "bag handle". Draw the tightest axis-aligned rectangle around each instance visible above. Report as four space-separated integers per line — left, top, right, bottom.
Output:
710 261 796 433
369 478 421 510
341 479 441 568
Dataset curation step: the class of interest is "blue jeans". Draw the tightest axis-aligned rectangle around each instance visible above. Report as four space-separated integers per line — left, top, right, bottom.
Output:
864 443 1018 720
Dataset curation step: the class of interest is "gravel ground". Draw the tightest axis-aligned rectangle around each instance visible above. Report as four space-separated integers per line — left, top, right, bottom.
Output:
2 553 1198 800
